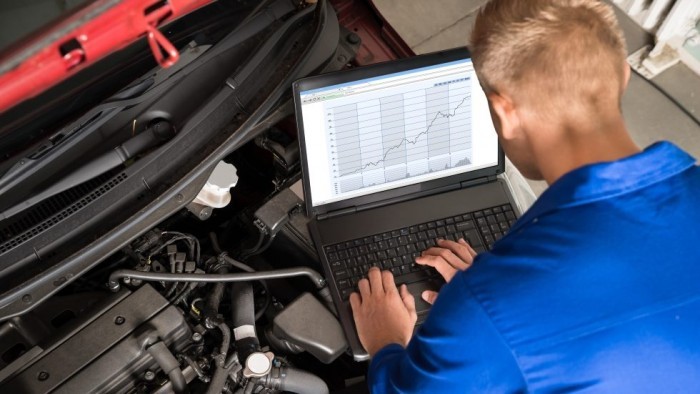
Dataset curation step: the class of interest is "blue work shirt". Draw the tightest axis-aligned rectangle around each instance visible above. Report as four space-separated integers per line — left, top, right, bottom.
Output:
369 141 700 393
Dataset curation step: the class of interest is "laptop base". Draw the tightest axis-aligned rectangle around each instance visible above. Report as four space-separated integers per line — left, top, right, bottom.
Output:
311 179 517 360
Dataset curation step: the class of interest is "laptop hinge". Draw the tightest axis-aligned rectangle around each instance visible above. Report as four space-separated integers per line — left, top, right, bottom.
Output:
317 206 357 221
460 175 496 188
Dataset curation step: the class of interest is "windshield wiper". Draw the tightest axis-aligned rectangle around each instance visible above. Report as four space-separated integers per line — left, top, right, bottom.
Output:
0 120 175 221
0 77 156 186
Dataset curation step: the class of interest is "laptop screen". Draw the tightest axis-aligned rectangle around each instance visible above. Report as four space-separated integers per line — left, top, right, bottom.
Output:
298 56 498 208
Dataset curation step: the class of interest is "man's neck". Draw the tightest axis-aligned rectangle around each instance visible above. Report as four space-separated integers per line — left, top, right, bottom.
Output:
534 114 641 185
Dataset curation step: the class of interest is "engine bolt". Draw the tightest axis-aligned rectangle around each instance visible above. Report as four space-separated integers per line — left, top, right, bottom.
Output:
144 370 155 381
114 316 126 325
37 371 49 381
347 32 361 45
192 332 203 342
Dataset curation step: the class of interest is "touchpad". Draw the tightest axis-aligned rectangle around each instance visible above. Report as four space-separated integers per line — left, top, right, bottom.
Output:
406 280 442 313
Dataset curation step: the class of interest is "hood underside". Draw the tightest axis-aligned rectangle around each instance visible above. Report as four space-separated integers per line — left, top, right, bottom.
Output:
0 0 214 114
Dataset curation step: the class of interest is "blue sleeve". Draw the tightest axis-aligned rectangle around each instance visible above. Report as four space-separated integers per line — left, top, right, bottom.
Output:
367 273 526 393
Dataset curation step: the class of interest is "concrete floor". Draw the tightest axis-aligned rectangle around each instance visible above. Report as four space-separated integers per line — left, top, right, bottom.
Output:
373 0 700 196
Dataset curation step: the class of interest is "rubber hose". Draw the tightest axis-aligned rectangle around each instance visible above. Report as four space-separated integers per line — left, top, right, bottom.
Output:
220 255 255 273
244 379 256 394
217 322 231 367
232 281 255 328
204 266 229 325
231 282 260 366
147 341 188 394
261 367 329 394
205 361 235 394
220 255 271 321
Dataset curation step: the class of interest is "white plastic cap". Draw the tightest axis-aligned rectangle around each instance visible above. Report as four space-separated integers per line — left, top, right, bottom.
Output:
193 161 238 209
245 352 272 376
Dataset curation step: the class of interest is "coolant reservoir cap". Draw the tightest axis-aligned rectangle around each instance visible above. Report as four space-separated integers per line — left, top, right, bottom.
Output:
243 352 274 378
192 161 238 209
208 161 238 191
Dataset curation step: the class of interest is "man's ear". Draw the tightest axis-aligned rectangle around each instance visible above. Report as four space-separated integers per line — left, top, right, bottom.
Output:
622 62 631 91
487 92 521 141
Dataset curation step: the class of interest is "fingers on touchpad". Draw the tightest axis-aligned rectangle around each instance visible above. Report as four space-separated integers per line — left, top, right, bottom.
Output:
406 281 440 313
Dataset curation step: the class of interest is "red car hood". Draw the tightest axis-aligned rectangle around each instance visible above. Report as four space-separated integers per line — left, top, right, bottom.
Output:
0 0 214 114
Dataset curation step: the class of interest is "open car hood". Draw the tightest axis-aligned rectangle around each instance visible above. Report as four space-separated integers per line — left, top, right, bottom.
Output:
0 0 214 113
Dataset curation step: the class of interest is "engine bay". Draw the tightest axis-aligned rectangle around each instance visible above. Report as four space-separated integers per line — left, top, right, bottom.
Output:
0 158 369 393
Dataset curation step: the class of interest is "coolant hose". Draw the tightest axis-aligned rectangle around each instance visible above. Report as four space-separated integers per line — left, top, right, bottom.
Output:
260 366 329 394
204 266 229 326
216 322 231 367
231 282 260 366
205 360 236 394
147 341 188 394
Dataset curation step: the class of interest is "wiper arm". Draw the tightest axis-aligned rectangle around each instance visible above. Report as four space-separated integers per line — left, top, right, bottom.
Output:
0 77 156 189
0 120 175 221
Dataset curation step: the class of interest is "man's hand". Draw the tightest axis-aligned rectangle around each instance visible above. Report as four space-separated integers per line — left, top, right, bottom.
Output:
416 238 477 304
349 267 417 357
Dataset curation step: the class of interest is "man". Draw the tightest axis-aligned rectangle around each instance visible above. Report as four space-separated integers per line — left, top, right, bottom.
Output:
349 0 700 392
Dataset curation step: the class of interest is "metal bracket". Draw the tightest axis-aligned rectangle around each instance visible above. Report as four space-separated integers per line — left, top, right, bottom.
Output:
144 2 180 68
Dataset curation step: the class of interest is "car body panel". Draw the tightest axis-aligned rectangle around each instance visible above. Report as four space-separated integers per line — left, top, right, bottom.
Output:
0 0 214 113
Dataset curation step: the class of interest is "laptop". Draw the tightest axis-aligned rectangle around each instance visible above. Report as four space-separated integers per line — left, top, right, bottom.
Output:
293 47 520 361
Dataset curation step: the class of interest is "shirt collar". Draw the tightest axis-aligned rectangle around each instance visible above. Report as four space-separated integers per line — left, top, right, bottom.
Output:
512 141 697 232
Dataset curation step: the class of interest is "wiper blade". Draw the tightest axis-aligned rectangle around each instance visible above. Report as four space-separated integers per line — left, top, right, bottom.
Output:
0 77 156 187
0 121 175 221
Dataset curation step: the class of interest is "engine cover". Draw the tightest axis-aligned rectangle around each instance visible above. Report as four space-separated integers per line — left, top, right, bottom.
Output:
1 284 191 393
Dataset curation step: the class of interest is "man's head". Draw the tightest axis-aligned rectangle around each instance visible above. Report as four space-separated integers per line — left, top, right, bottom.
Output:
471 0 629 180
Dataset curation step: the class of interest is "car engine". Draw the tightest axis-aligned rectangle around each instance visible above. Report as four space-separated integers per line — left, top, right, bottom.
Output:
0 173 367 393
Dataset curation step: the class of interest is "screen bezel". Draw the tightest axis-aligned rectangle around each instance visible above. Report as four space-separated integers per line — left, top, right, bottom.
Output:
293 47 505 217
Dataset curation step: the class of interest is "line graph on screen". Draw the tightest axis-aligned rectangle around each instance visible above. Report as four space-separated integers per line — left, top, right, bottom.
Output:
326 80 473 194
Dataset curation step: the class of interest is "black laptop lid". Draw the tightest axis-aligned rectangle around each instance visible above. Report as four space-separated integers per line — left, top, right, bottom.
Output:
293 47 504 218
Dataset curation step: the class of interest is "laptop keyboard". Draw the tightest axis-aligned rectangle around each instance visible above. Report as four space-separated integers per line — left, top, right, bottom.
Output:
324 203 516 301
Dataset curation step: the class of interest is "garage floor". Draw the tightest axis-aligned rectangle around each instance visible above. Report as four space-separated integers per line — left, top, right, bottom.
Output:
373 0 700 195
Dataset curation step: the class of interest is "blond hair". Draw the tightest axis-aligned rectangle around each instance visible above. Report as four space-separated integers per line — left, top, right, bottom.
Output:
471 0 627 114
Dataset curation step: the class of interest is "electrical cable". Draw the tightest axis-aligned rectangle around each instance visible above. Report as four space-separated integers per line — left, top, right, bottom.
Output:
173 285 195 307
164 231 202 264
149 232 202 304
241 233 276 259
209 232 223 254
165 282 180 299
220 255 257 274
239 228 266 259
169 282 191 303
148 232 201 264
